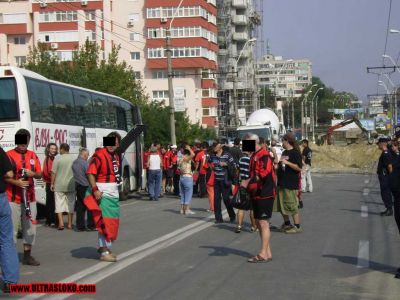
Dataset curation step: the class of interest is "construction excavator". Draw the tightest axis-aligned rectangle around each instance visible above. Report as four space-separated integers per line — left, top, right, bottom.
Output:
317 117 375 145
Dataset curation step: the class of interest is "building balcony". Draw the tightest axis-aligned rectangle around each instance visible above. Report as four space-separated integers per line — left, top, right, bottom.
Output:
218 48 228 56
232 32 248 41
232 15 248 25
232 0 247 8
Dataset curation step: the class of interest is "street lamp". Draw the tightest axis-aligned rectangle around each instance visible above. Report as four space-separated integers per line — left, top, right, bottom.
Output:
166 0 185 145
390 29 400 34
311 88 324 143
303 84 317 139
274 59 293 124
379 80 398 133
301 89 312 139
232 38 257 127
382 54 400 75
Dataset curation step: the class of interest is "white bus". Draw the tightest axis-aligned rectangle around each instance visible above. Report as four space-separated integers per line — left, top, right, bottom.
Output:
0 66 145 202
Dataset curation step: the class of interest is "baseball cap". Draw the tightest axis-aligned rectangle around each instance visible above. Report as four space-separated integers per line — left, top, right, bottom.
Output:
171 145 177 149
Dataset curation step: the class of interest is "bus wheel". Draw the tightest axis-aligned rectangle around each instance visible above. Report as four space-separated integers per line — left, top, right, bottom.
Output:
120 168 130 201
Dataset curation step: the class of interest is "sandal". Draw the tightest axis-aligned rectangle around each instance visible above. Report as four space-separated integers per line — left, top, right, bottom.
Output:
58 226 64 231
247 254 272 263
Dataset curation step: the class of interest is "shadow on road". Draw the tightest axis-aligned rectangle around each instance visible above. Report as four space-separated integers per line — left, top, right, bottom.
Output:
200 246 253 258
361 201 384 206
71 247 99 260
322 254 397 274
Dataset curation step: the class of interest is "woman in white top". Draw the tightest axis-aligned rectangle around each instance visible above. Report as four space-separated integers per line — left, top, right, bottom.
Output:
147 146 163 201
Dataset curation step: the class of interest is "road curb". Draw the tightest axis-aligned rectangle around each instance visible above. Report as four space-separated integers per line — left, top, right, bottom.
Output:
312 168 374 175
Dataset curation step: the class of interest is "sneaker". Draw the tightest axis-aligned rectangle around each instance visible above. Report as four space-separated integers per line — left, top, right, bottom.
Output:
285 226 303 234
235 226 241 233
180 209 184 214
380 208 393 216
186 210 195 215
280 223 293 232
250 226 258 233
22 255 40 266
100 252 117 262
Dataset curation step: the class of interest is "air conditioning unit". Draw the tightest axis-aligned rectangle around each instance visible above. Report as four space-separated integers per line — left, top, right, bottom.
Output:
81 0 88 6
50 43 58 50
39 1 47 8
127 21 134 27
160 17 167 24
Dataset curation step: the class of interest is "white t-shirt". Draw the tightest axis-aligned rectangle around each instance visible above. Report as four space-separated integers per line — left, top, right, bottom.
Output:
149 154 161 170
272 146 283 161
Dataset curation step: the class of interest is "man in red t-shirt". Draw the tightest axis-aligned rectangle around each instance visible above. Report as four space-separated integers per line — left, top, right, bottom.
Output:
163 146 174 193
86 132 122 263
42 143 58 227
195 142 208 198
5 129 42 266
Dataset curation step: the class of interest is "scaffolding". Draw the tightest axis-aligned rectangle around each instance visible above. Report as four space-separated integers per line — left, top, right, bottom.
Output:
217 0 263 137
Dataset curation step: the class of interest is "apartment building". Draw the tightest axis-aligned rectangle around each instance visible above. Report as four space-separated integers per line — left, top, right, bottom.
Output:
216 0 260 136
0 0 219 129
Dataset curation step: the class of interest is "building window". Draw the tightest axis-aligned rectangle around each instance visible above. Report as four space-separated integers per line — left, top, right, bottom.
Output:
85 10 96 21
128 13 139 22
14 36 26 45
203 107 217 117
152 90 169 101
130 52 140 60
129 33 140 41
152 71 167 79
15 56 26 66
133 72 141 79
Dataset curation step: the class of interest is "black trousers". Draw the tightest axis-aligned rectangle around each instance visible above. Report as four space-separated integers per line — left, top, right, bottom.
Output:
75 184 94 230
173 174 180 196
379 175 393 209
198 174 207 198
392 190 400 234
45 183 57 225
213 180 235 222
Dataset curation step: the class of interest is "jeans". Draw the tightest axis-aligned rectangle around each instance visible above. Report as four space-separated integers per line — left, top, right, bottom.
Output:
214 180 236 222
301 164 313 192
180 176 193 205
148 169 162 199
98 233 112 249
379 174 393 209
0 193 19 284
75 184 94 230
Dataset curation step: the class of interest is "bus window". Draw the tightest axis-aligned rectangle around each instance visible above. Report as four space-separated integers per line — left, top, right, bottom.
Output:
92 94 108 128
0 78 19 121
51 84 76 125
106 97 120 129
120 101 133 131
26 78 54 123
73 89 94 127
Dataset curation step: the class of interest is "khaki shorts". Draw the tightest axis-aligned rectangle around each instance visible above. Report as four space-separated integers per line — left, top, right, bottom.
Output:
55 192 76 213
274 188 299 216
10 201 37 245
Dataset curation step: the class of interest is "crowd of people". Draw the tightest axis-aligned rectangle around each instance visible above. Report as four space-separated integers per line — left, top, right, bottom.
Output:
3 125 399 293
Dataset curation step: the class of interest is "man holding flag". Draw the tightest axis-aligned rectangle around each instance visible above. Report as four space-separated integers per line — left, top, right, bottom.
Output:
85 132 122 262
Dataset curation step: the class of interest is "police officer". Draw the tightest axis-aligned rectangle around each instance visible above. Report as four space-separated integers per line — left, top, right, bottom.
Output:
377 137 394 216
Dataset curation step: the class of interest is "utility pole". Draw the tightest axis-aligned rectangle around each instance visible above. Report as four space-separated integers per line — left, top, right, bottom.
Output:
315 95 319 128
305 96 308 139
232 66 239 127
301 94 306 139
310 94 314 142
291 92 295 130
166 28 176 145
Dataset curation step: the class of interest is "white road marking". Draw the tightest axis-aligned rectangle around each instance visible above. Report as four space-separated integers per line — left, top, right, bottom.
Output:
362 188 369 196
357 240 370 268
22 211 227 300
361 205 368 218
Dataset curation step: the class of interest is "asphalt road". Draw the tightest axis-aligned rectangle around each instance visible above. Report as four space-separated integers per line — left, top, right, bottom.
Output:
3 173 400 300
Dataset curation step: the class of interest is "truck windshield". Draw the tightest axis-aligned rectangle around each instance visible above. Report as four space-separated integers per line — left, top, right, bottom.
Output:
0 78 19 121
236 128 271 141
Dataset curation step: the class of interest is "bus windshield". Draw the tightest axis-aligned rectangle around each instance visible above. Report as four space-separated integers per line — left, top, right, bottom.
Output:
0 78 19 121
236 128 271 141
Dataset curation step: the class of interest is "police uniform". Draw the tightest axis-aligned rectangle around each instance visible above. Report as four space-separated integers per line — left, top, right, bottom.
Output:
377 148 394 213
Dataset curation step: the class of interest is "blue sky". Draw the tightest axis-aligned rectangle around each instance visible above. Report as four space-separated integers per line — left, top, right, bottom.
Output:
262 0 400 102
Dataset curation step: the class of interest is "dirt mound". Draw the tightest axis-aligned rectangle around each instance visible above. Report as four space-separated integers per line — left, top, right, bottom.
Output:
312 143 380 173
